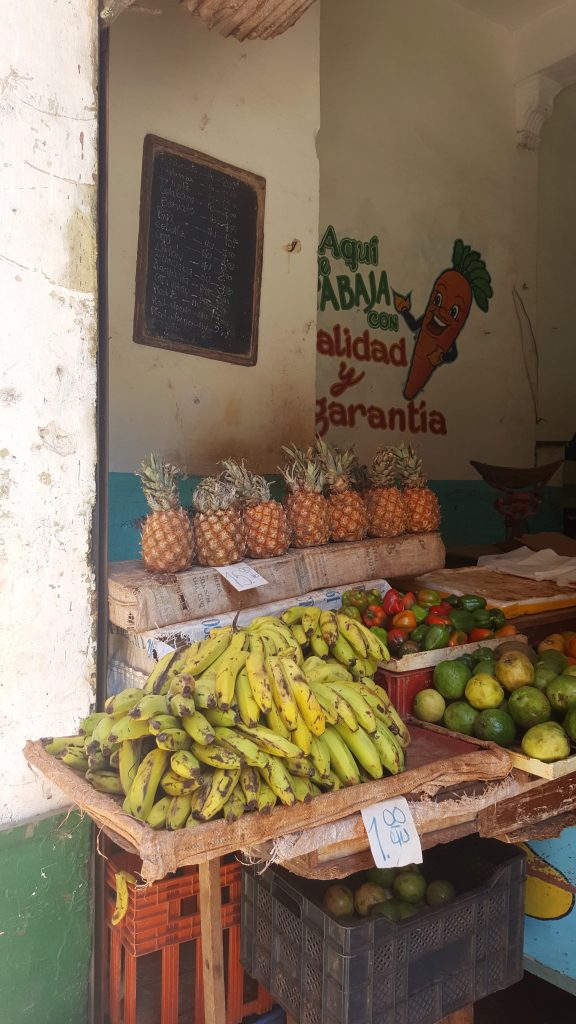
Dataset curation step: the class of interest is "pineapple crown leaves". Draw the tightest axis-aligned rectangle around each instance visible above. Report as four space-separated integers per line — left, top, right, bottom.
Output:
369 447 398 489
192 475 239 514
220 459 272 506
279 443 325 494
314 436 357 493
137 452 182 512
451 238 493 313
392 443 428 489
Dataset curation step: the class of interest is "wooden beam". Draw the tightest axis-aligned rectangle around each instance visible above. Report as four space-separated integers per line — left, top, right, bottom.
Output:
199 859 226 1024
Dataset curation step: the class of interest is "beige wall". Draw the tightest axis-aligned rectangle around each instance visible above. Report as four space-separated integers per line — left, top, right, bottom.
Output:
108 1 319 474
318 0 536 480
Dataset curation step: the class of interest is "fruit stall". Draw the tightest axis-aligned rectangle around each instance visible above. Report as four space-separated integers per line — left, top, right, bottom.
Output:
23 444 576 1024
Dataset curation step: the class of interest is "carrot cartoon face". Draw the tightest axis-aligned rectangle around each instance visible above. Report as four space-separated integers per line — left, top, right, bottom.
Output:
398 241 492 401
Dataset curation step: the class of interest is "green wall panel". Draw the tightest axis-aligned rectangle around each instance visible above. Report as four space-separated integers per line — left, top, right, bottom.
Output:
0 809 92 1024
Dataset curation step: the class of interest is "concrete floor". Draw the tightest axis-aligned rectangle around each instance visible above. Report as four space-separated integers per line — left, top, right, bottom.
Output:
476 971 575 1023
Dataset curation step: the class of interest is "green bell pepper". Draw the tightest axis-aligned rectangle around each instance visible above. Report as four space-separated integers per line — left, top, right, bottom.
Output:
342 589 369 612
410 623 429 644
460 594 487 612
370 625 388 646
423 624 451 651
472 608 492 628
444 594 462 607
411 603 428 623
448 609 475 633
341 603 363 622
488 608 507 630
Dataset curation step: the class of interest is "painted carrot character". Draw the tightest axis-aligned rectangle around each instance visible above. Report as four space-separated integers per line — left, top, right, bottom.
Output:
393 240 493 400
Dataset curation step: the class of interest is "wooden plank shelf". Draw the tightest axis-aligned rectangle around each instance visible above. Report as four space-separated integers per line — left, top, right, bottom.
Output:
108 533 445 632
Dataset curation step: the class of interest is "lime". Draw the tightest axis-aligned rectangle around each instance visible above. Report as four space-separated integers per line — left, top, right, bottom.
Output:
537 649 568 675
433 660 471 701
473 708 517 747
495 652 534 692
508 686 551 729
474 659 496 677
397 900 421 919
443 701 479 736
413 689 446 723
521 723 570 762
354 882 390 917
472 647 496 665
564 666 576 677
323 885 354 916
366 866 396 888
563 706 576 742
546 675 576 712
533 665 558 692
393 871 427 904
426 880 456 906
370 901 400 922
465 674 505 710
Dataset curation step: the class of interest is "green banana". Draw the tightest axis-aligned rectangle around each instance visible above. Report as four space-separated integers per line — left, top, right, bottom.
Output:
181 711 216 746
155 729 192 752
309 734 331 779
45 735 85 756
149 715 181 736
290 775 314 803
322 727 361 786
330 633 358 669
371 719 404 775
105 688 144 718
238 724 303 759
85 769 124 794
60 747 89 771
256 778 277 813
118 739 144 795
203 707 241 728
258 756 297 806
336 613 370 658
108 715 151 743
223 785 247 822
147 795 172 829
166 794 193 830
79 712 108 736
239 765 260 810
213 727 267 768
235 667 260 727
309 624 330 658
170 749 203 781
334 720 383 779
129 694 170 721
325 682 376 734
285 756 314 778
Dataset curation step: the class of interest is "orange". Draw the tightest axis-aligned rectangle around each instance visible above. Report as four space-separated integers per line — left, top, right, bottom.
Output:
495 625 517 637
537 634 566 655
565 636 576 659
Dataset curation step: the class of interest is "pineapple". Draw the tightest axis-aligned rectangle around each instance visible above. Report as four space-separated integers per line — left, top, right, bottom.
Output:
192 476 247 566
366 447 408 538
394 443 440 533
221 459 290 558
315 437 368 543
280 444 330 548
138 453 195 573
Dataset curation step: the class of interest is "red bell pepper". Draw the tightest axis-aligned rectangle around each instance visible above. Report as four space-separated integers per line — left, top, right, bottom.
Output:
428 603 453 616
400 591 416 610
363 604 386 627
425 613 451 626
386 627 409 654
382 589 404 616
468 627 494 642
448 630 468 647
392 610 417 630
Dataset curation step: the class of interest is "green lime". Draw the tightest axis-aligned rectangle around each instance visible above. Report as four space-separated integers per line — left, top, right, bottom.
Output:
563 706 576 742
546 675 576 712
426 880 456 906
534 665 558 692
370 901 400 922
366 866 396 888
412 689 446 723
393 871 427 904
537 650 568 675
433 660 471 701
472 647 496 665
443 701 479 735
474 659 497 677
459 654 476 671
521 723 570 762
465 674 505 710
397 900 422 919
508 686 551 729
473 708 516 747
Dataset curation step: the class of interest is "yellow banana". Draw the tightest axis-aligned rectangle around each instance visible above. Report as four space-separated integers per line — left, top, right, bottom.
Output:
309 734 331 779
353 619 390 661
268 655 299 731
129 749 170 820
322 727 361 786
196 769 240 821
235 667 260 727
223 785 247 822
280 605 306 626
291 711 313 755
203 706 241 728
336 614 370 658
105 688 145 718
60 748 90 771
330 634 357 670
147 795 171 829
118 739 144 795
161 770 202 796
280 658 325 735
361 682 411 747
192 679 217 709
155 729 191 752
166 794 193 830
85 769 125 794
239 766 260 810
108 715 151 744
326 682 376 734
79 712 108 736
308 681 357 731
170 749 203 781
149 715 181 736
183 628 234 676
181 711 216 746
351 658 377 681
87 715 117 754
372 719 404 774
111 870 137 925
212 727 268 768
45 735 85 756
285 756 314 777
216 649 248 710
170 693 197 718
91 749 111 771
239 724 303 759
258 756 297 806
129 694 170 721
167 673 195 699
319 610 340 647
191 741 242 770
310 625 330 658
290 775 314 803
256 778 277 813
334 721 383 779
264 702 290 739
143 649 181 694
245 642 273 714
289 623 308 648
301 606 321 637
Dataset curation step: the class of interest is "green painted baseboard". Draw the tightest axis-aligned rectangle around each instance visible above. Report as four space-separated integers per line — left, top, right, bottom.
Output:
0 809 92 1024
109 472 562 563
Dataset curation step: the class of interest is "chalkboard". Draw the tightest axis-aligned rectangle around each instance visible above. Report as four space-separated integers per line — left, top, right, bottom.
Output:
133 135 265 365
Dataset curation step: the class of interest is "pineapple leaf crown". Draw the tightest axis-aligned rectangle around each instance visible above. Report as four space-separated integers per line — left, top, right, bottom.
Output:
314 436 357 494
138 452 182 512
369 447 398 489
192 475 238 514
393 443 428 489
280 443 325 494
220 459 272 506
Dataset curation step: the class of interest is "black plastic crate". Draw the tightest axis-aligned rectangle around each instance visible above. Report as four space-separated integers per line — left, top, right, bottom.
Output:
241 836 525 1024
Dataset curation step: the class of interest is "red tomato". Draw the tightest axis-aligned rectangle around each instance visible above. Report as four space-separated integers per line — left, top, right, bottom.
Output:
392 610 417 630
468 627 494 642
448 630 468 647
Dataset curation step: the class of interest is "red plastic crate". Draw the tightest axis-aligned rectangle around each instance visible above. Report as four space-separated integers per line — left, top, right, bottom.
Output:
374 666 433 717
103 847 272 1024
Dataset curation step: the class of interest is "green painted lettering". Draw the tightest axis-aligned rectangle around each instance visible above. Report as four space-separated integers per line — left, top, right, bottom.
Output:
337 275 355 310
319 225 340 258
319 275 340 312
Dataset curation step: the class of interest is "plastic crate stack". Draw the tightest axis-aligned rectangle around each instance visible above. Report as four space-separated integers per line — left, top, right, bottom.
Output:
104 846 273 1024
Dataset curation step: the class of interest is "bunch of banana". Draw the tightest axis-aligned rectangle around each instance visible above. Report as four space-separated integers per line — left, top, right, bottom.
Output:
44 603 407 830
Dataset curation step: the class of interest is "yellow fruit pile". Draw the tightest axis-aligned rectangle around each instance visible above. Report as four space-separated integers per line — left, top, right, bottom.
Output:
44 608 409 830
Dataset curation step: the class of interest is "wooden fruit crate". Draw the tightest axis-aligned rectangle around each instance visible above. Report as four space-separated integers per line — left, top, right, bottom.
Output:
506 749 576 781
416 566 576 618
383 634 529 674
108 533 445 632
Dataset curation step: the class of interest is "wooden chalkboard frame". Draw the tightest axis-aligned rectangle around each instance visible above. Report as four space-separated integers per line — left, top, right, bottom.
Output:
133 134 265 366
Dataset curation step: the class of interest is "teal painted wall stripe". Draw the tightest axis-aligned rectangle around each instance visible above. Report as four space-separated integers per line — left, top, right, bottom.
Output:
0 809 92 1024
108 472 562 563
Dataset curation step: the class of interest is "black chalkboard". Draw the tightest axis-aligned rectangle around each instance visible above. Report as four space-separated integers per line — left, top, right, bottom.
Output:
134 135 265 365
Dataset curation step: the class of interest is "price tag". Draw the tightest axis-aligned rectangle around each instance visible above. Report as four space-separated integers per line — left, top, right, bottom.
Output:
361 797 422 869
216 562 269 592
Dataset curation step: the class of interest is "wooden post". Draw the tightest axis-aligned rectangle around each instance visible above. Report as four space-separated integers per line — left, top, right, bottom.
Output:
199 859 227 1024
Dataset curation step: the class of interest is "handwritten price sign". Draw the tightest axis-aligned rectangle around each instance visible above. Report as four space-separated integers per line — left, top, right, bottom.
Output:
216 562 269 592
361 797 422 869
